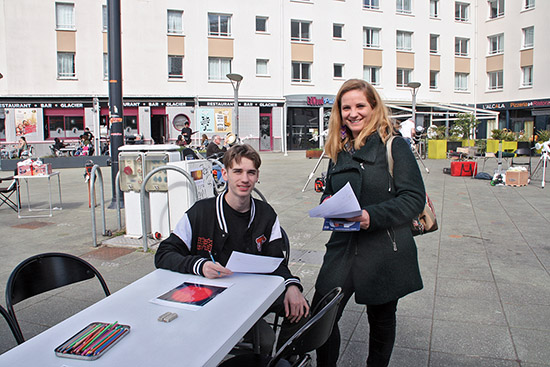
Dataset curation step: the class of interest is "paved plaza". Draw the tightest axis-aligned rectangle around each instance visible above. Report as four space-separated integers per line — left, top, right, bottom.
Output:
1 152 549 366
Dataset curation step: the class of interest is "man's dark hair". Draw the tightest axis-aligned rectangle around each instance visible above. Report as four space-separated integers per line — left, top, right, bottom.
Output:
223 144 262 170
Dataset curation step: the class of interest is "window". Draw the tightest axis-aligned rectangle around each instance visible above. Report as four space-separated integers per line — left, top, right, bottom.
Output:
103 53 108 79
102 5 107 31
363 66 380 85
430 70 439 89
46 116 84 139
292 62 311 82
430 0 440 17
208 13 231 37
525 0 535 9
333 64 344 78
455 37 469 56
256 59 269 75
488 0 504 19
167 10 183 34
396 0 412 14
488 34 504 54
522 66 533 86
397 68 412 87
523 26 534 48
455 73 469 91
396 31 412 51
430 34 439 53
363 27 380 48
455 2 469 22
57 52 75 78
333 24 344 39
56 2 75 30
488 70 503 90
168 55 183 78
208 57 231 80
291 20 311 42
363 0 380 9
256 16 268 32
0 111 5 141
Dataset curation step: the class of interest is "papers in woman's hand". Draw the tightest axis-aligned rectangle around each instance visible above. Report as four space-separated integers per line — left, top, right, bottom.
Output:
308 182 362 218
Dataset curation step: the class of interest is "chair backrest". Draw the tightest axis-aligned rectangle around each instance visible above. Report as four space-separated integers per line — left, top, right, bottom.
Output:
269 287 343 367
280 227 290 266
0 304 22 345
514 148 531 156
5 253 110 343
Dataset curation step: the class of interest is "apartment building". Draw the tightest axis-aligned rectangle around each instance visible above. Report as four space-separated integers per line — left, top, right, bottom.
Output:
0 0 548 156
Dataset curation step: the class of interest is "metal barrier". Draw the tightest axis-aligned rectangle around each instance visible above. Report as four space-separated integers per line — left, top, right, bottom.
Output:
115 171 122 231
139 166 198 251
89 165 108 247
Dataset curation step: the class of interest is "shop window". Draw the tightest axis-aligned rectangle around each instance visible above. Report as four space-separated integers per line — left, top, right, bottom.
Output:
397 0 412 14
208 13 231 37
455 37 469 56
168 55 184 79
291 62 311 83
256 16 268 32
45 115 84 139
0 110 5 140
167 10 183 34
124 116 138 135
455 72 469 91
455 2 469 22
363 0 380 10
363 66 380 85
488 34 504 55
291 20 311 42
208 57 231 81
363 27 380 48
57 52 76 78
396 30 412 51
172 114 190 131
56 2 75 30
397 68 412 87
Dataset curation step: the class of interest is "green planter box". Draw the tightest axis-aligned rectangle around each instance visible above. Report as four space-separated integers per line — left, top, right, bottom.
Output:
428 140 447 159
486 140 518 153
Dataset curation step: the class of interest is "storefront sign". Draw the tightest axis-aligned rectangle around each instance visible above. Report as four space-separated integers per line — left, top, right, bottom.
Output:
198 101 284 107
0 102 90 108
479 98 550 110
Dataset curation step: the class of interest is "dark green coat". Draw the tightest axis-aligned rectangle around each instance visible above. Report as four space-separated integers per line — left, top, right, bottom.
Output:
315 133 425 305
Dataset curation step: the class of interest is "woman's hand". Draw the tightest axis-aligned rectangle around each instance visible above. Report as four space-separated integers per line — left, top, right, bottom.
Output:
348 209 370 230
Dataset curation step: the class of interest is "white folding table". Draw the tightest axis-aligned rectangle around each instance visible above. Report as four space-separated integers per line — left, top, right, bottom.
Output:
14 171 62 218
0 269 285 367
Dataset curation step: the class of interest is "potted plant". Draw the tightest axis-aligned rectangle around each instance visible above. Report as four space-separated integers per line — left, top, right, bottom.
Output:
454 113 480 147
305 148 323 159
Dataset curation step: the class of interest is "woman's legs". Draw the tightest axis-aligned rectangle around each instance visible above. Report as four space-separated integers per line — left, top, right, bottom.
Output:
366 300 398 367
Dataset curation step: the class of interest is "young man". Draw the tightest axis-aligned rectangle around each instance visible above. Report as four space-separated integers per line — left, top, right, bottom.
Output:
181 121 193 145
155 144 309 352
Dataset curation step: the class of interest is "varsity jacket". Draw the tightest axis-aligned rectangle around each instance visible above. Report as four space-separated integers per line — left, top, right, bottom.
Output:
155 192 302 290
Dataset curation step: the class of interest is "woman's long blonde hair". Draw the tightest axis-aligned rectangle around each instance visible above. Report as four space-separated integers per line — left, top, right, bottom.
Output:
325 79 395 161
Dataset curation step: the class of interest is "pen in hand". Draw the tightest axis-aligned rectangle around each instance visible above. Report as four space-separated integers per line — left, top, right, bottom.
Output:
209 251 221 276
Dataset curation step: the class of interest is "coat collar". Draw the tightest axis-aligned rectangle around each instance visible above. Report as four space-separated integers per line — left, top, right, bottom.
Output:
351 132 382 164
216 191 256 233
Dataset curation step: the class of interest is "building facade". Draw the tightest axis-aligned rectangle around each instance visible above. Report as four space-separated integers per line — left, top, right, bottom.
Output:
0 0 548 156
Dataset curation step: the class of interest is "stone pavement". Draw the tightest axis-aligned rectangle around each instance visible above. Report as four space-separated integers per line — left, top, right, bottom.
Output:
1 152 549 366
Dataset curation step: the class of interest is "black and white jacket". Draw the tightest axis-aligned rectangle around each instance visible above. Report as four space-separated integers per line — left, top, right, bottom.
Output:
155 192 302 290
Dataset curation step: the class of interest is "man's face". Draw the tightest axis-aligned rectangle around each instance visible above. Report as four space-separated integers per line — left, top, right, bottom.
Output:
222 157 259 199
214 136 222 144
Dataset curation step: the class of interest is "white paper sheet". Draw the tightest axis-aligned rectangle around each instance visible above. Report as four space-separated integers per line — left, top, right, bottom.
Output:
225 251 284 273
308 182 362 218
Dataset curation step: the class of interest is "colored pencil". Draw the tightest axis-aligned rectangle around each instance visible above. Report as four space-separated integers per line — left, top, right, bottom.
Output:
69 324 107 353
80 323 119 355
88 327 127 356
76 321 118 355
93 328 128 356
58 323 99 352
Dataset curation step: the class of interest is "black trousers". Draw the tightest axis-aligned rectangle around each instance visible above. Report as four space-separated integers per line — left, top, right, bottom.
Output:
314 281 398 367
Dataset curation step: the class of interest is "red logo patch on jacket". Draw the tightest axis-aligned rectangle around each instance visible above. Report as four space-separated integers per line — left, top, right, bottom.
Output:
197 237 213 252
255 235 267 252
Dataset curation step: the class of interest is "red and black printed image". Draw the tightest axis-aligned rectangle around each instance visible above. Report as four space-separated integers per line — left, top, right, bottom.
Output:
157 282 227 307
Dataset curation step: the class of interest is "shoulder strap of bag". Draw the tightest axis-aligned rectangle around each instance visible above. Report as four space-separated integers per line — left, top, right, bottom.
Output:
386 135 396 178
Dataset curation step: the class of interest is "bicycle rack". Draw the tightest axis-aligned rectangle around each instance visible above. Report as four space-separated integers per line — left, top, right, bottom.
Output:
89 165 108 247
139 166 198 251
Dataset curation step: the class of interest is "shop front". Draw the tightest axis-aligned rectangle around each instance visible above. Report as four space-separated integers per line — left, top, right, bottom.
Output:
285 95 334 151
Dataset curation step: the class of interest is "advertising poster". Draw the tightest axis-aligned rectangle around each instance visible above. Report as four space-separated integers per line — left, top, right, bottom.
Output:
214 108 232 133
197 109 215 134
15 108 38 136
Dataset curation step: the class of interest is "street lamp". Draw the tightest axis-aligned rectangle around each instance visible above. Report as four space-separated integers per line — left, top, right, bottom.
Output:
226 73 243 140
407 81 421 125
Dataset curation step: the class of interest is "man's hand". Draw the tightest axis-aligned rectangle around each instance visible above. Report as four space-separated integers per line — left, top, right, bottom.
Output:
284 285 310 323
202 261 232 279
348 209 370 230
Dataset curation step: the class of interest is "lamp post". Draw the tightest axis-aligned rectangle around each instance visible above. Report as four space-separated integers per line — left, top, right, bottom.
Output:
407 81 421 125
226 73 243 140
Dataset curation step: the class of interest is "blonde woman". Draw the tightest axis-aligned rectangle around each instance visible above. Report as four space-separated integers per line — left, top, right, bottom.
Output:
313 79 425 367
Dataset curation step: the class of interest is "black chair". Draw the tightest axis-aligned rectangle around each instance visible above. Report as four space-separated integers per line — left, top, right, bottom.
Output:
0 304 21 345
221 287 344 367
511 147 532 174
268 227 290 333
0 176 18 212
5 253 111 344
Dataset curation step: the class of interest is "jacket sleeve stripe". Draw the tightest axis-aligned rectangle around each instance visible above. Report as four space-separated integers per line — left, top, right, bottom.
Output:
173 213 192 251
270 216 282 242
